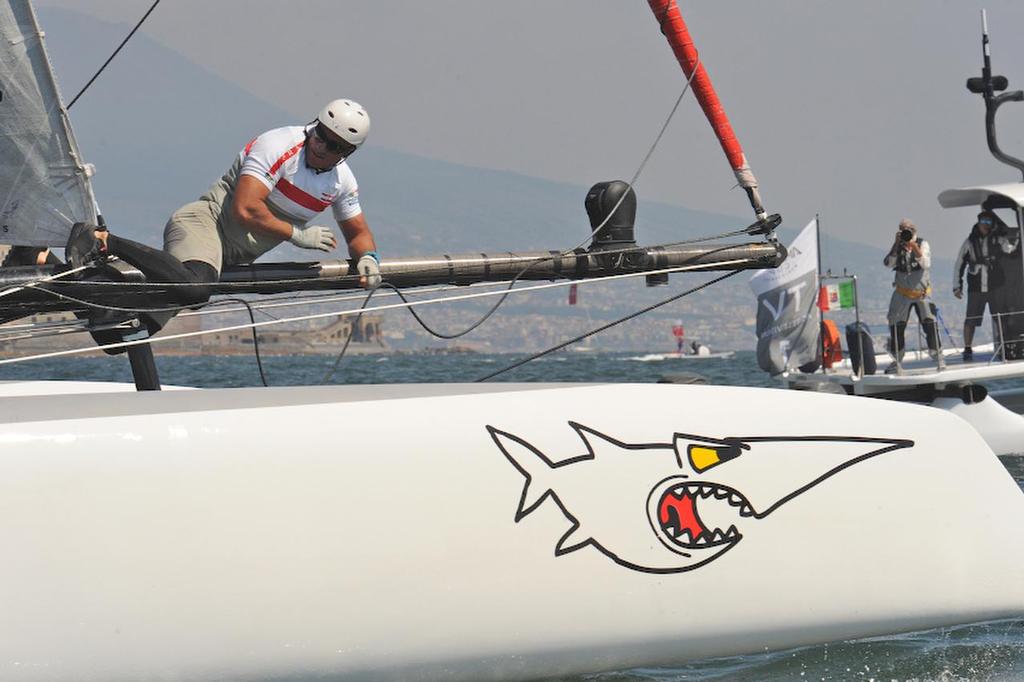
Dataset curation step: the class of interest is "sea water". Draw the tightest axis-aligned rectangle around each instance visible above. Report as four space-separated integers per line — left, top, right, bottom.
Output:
0 348 795 387
2 350 1022 681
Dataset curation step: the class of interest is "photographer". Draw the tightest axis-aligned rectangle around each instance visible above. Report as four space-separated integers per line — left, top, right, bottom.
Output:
883 218 940 372
953 210 1003 361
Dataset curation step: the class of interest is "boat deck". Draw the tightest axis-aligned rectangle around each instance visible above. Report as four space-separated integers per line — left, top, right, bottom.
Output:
786 345 1024 396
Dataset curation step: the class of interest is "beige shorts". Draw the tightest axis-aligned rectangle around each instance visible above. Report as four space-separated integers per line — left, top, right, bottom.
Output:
164 199 285 274
164 200 224 274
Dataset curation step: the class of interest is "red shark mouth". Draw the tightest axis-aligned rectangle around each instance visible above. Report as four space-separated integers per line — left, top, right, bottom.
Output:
657 482 751 549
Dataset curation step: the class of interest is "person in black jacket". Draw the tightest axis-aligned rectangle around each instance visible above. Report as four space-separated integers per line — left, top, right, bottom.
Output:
953 210 1002 361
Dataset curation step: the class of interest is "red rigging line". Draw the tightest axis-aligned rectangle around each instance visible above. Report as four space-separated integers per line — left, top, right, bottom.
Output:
648 0 767 221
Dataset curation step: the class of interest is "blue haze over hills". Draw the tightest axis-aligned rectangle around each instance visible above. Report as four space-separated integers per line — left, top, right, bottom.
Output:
37 8 943 348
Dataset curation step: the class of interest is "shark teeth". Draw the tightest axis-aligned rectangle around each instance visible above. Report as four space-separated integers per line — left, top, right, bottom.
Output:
660 483 751 548
663 521 741 547
670 483 752 511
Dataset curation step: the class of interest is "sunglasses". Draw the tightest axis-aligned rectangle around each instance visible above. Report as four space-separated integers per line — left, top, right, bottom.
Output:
979 219 994 225
312 124 356 156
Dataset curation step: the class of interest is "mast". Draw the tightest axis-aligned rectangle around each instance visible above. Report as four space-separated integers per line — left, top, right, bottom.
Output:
815 214 825 372
966 9 1024 179
964 9 1024 357
647 0 768 223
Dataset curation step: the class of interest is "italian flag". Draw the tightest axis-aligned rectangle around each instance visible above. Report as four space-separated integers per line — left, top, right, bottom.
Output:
818 281 854 311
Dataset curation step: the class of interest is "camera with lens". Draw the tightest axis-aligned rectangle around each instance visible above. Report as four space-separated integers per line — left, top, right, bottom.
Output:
899 229 914 242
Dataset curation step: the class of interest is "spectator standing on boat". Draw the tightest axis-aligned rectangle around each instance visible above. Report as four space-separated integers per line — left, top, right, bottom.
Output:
65 99 381 301
988 211 1023 359
953 210 1003 361
883 218 940 372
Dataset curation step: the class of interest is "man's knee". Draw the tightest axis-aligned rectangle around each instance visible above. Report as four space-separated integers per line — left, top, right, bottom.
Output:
184 260 218 283
178 260 218 305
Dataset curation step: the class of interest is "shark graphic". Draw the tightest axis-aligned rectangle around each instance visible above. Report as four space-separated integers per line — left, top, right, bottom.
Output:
487 422 913 574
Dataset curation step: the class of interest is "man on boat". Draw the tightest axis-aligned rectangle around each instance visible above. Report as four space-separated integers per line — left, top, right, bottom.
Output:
883 218 940 372
65 99 381 301
953 210 1003 361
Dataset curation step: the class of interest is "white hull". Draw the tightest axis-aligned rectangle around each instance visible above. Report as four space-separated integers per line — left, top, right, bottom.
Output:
1 381 1022 680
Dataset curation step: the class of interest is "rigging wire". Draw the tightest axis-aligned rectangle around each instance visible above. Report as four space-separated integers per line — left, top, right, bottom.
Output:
476 270 741 382
0 282 496 342
360 55 703 344
219 297 270 387
562 53 701 255
1 260 751 367
0 253 733 380
67 0 162 110
0 261 95 299
319 288 377 385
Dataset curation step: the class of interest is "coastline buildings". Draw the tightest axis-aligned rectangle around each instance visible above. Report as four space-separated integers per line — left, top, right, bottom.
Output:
0 311 387 356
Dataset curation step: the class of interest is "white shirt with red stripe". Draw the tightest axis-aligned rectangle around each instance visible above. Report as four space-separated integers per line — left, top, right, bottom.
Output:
239 125 362 224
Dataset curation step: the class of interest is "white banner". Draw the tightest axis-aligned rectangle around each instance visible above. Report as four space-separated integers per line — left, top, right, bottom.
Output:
749 219 820 375
749 218 818 296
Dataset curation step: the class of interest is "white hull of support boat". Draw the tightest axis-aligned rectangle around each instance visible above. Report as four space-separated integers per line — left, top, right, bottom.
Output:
784 344 1024 455
1 381 1023 681
788 386 1024 456
827 343 998 374
933 396 1024 456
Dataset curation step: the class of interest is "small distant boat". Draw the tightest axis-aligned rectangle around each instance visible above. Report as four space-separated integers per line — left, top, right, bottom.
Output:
633 321 734 360
629 349 735 362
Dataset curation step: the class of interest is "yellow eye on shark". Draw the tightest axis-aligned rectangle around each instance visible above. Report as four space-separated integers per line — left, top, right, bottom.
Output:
487 422 913 574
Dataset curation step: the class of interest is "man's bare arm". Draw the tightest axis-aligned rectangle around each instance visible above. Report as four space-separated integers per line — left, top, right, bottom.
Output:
338 213 376 258
232 175 323 243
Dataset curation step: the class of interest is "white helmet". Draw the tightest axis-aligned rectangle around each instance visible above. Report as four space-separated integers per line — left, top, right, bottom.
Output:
317 99 370 148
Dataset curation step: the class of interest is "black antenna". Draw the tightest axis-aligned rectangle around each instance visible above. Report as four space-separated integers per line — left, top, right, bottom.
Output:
966 9 1024 180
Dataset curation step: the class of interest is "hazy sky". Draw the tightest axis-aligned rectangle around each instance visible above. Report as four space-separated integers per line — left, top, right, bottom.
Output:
34 0 1024 257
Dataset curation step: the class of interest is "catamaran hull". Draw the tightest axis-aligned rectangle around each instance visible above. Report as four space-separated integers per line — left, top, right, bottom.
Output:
933 395 1024 456
0 382 1022 681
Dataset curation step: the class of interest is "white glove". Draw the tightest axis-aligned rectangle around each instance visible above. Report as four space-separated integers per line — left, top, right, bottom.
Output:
289 225 336 252
357 251 382 289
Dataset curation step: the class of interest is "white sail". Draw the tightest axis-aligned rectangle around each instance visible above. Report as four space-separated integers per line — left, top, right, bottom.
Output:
0 0 98 247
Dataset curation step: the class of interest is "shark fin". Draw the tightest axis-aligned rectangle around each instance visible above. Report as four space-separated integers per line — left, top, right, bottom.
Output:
517 479 550 519
555 522 592 556
487 426 557 520
569 421 655 461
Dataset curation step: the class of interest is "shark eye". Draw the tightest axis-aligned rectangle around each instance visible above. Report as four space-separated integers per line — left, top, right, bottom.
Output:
688 443 741 472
